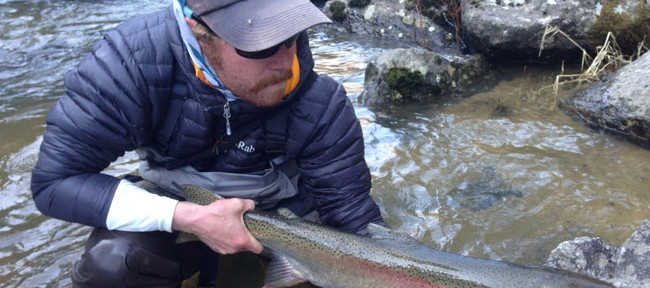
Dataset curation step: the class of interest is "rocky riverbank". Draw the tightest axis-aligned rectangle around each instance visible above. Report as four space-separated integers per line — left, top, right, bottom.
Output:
547 221 650 288
317 0 649 147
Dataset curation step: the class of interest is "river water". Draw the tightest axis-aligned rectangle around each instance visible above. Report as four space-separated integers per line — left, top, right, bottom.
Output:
1 0 648 287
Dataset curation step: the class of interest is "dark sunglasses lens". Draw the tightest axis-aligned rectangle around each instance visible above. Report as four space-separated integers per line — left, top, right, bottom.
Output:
283 34 299 49
236 45 281 59
236 34 299 59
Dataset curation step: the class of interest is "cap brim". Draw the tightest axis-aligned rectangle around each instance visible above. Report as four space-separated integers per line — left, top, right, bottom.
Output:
200 0 332 52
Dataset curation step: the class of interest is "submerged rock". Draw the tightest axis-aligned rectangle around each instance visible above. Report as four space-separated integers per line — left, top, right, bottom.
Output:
360 47 491 108
462 0 649 62
564 51 650 147
547 220 650 288
447 166 523 211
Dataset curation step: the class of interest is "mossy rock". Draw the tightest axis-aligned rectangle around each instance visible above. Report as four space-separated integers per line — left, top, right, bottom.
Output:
361 48 490 108
589 0 649 54
329 1 348 23
385 67 425 101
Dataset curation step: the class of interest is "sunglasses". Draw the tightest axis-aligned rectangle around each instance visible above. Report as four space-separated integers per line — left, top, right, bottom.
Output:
235 34 299 59
191 14 298 60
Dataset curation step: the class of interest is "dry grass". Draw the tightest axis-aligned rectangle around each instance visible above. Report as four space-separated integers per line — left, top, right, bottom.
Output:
539 25 648 95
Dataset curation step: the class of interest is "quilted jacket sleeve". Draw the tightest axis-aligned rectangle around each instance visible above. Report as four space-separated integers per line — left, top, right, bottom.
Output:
30 14 172 228
291 75 384 234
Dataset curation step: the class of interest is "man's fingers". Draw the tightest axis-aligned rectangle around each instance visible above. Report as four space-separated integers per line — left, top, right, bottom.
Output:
239 199 263 253
196 198 263 254
242 199 256 212
225 198 255 213
248 234 264 254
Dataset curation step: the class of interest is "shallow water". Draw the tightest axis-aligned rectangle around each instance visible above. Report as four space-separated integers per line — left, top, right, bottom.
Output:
1 0 648 287
360 65 649 263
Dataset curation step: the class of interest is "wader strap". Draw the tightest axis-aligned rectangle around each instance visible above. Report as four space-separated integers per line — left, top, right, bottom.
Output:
264 107 299 179
264 107 289 159
263 70 318 174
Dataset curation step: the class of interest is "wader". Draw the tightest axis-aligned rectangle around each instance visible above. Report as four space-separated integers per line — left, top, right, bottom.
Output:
72 157 318 288
72 121 318 287
71 130 319 287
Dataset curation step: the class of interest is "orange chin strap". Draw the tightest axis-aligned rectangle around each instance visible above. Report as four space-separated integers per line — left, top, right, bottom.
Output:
284 52 301 96
193 51 301 96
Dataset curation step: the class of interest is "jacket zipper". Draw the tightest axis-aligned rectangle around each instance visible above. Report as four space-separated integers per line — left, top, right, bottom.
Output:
223 101 232 136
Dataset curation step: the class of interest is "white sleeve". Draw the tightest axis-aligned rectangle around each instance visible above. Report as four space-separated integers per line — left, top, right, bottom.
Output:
106 179 179 232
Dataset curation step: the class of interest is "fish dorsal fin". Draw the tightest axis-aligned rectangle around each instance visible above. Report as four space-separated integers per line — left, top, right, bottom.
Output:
276 207 300 219
178 184 222 205
368 223 419 243
263 253 308 288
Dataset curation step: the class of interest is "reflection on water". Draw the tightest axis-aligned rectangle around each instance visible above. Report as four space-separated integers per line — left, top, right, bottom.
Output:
0 1 648 287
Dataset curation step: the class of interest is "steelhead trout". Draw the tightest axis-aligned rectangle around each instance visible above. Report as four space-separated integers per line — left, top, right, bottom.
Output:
180 185 614 288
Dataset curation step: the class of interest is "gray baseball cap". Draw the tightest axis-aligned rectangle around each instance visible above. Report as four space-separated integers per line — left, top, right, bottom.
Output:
187 0 332 52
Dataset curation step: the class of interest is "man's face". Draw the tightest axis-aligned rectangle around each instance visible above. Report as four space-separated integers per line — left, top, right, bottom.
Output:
200 35 296 108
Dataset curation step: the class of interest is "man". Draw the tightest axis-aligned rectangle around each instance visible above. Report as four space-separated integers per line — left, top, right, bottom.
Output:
31 0 384 287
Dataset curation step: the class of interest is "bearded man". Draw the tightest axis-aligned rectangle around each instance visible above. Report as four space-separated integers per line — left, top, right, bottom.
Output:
31 0 384 287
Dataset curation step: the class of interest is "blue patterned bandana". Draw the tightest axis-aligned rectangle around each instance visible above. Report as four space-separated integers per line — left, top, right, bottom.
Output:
172 0 237 100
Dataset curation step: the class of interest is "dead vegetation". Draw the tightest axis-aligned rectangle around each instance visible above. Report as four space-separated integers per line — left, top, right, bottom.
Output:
405 0 464 54
439 0 464 55
539 25 649 95
406 0 435 52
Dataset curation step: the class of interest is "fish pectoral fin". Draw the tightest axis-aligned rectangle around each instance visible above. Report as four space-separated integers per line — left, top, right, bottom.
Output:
175 231 201 244
263 254 308 288
367 223 392 238
368 223 419 243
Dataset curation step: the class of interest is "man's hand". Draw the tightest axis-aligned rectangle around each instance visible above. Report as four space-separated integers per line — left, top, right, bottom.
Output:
172 198 263 254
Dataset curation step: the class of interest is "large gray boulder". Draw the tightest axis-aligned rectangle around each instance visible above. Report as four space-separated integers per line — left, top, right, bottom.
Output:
462 0 649 62
322 0 453 52
565 51 650 146
547 220 650 288
360 47 490 108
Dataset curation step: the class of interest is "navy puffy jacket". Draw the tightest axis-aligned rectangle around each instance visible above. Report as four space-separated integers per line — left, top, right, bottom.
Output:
31 6 383 234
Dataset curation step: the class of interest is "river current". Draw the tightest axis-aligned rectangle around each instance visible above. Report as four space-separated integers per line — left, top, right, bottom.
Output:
1 0 648 287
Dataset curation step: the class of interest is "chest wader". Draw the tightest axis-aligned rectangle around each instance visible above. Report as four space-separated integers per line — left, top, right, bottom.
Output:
137 148 300 211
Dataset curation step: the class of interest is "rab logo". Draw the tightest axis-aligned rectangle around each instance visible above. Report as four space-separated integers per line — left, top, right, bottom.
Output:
236 141 256 153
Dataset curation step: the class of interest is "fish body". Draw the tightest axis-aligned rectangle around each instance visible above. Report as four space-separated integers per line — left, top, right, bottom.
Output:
181 185 614 288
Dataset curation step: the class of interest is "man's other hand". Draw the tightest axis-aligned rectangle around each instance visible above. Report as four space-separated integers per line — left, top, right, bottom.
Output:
172 198 264 254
